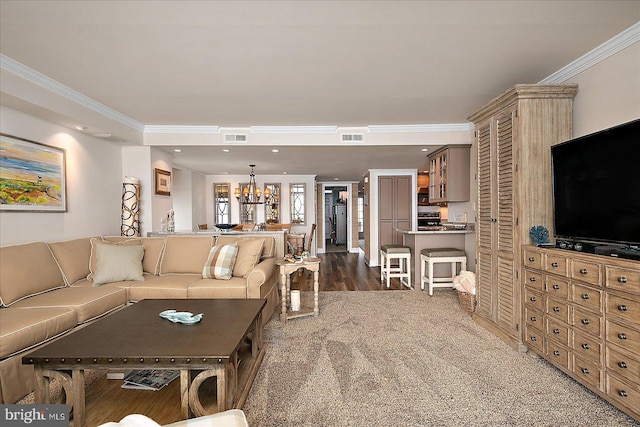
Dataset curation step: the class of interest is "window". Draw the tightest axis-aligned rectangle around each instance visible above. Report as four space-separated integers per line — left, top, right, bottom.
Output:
358 195 364 233
213 183 231 225
290 183 306 225
238 182 255 224
264 183 280 223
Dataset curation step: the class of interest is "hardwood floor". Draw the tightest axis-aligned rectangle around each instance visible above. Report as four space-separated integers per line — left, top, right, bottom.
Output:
289 251 410 291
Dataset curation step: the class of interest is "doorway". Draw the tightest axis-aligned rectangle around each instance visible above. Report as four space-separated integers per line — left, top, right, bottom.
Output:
324 186 348 252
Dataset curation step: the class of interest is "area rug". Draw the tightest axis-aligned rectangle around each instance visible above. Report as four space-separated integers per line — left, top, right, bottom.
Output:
243 291 637 426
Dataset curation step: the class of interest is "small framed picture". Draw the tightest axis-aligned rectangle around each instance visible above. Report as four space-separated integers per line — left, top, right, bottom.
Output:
155 168 171 196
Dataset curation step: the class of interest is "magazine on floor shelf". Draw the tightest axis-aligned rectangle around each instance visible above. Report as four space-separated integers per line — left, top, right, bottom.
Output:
121 369 180 391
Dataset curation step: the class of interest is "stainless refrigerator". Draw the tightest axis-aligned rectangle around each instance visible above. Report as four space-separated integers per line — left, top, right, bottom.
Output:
333 204 347 245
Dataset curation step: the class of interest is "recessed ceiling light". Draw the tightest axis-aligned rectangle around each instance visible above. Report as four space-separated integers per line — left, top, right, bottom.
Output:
272 149 279 153
421 148 429 152
173 149 182 153
283 171 288 175
334 177 339 181
222 149 230 153
74 125 87 131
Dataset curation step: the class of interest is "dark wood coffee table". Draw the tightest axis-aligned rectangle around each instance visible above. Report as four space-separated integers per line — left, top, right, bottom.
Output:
23 299 266 427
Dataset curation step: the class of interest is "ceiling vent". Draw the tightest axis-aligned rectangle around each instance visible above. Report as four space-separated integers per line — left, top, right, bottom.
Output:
224 134 248 143
341 133 364 142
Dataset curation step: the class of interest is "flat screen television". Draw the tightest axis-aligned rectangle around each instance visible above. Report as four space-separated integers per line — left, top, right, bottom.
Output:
551 118 640 247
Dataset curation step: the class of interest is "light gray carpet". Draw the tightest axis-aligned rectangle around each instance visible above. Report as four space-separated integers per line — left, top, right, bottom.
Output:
243 291 638 426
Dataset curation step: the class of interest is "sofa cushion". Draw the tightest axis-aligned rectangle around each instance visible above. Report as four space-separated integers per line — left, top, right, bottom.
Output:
93 244 145 286
215 237 265 278
48 237 96 285
89 238 142 280
127 274 201 301
216 235 275 259
202 242 238 280
11 286 127 323
0 307 77 359
0 242 67 307
160 236 214 275
104 236 165 275
187 277 248 299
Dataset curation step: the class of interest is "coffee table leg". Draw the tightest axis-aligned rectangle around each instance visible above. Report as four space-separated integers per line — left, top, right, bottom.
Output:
71 369 85 427
313 270 319 317
280 271 288 323
180 370 191 419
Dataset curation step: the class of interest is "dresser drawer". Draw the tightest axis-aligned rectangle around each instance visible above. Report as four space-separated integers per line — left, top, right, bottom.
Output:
572 283 602 313
524 288 543 311
546 276 569 299
607 347 640 384
524 271 544 292
606 294 640 326
545 254 568 276
524 249 543 270
606 320 640 355
547 318 569 347
606 265 640 295
524 325 544 354
606 374 640 415
571 259 602 286
524 307 543 329
546 342 570 370
571 307 602 338
573 356 602 389
572 331 602 364
546 297 570 323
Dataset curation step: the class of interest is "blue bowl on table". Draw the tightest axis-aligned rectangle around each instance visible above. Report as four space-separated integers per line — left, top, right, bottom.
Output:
215 223 237 231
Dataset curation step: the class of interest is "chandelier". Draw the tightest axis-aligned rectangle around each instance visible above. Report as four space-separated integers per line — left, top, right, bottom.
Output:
234 165 271 205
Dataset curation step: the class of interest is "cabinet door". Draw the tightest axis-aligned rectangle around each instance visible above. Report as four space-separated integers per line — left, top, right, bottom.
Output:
378 177 394 221
395 176 411 222
476 121 494 318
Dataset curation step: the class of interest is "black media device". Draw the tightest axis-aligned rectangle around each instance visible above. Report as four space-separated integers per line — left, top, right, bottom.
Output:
551 118 640 260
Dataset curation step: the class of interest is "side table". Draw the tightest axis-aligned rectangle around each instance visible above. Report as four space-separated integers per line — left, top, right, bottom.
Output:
275 257 320 324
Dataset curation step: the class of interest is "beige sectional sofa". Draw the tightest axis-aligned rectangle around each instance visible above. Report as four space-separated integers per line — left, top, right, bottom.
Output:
0 234 278 404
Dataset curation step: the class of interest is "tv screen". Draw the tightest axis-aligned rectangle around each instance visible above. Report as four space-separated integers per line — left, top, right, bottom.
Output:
552 119 640 247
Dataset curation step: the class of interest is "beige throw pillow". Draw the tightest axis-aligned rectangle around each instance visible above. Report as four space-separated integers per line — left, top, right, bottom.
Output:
93 244 145 286
202 242 238 280
88 237 142 279
232 238 265 278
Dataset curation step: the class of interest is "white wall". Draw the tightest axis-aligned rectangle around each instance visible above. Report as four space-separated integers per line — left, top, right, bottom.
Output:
567 42 640 137
191 172 207 227
172 168 193 231
150 148 173 232
0 106 122 246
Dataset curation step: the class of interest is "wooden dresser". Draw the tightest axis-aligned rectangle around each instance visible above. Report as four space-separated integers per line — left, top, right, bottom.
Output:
522 245 640 421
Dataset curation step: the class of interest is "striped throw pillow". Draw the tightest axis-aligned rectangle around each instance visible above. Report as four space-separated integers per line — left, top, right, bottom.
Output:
202 242 238 280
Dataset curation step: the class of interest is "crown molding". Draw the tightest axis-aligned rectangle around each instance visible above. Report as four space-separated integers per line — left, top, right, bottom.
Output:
250 126 338 134
367 123 474 133
0 54 144 132
144 125 220 134
540 22 640 84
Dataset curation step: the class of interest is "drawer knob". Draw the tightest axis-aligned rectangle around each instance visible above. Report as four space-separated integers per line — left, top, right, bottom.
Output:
579 268 588 274
618 361 627 369
581 294 589 300
618 390 628 397
581 318 590 325
553 328 560 334
553 351 560 356
553 307 560 313
618 333 627 340
581 343 590 350
552 284 560 290
529 277 536 282
551 262 559 268
530 296 536 302
581 368 589 374
617 305 627 311
528 257 535 262
530 316 537 322
617 276 627 283
531 336 537 342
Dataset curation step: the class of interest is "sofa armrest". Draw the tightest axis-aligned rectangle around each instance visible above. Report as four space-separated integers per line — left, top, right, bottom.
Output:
245 257 276 299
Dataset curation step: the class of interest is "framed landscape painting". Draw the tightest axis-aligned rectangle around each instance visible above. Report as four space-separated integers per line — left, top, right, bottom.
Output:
155 168 171 196
0 133 67 212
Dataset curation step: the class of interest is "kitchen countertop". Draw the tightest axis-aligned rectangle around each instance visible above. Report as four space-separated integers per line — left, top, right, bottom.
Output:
397 226 474 235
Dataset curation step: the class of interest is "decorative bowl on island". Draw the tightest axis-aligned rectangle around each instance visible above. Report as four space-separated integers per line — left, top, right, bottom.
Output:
215 223 237 230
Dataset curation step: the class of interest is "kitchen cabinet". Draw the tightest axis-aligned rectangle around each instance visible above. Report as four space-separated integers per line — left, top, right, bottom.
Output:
427 145 471 203
378 175 412 248
468 84 578 351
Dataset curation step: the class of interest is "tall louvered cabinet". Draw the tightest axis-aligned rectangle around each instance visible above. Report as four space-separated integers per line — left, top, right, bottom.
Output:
468 84 578 351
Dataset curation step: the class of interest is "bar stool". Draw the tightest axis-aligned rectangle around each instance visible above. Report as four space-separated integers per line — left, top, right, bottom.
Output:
380 245 412 289
420 248 467 295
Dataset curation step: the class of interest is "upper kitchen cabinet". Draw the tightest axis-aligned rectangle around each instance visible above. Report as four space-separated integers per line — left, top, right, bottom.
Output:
428 145 471 203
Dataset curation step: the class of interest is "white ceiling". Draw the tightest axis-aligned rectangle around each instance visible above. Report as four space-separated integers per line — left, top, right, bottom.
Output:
1 1 639 180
